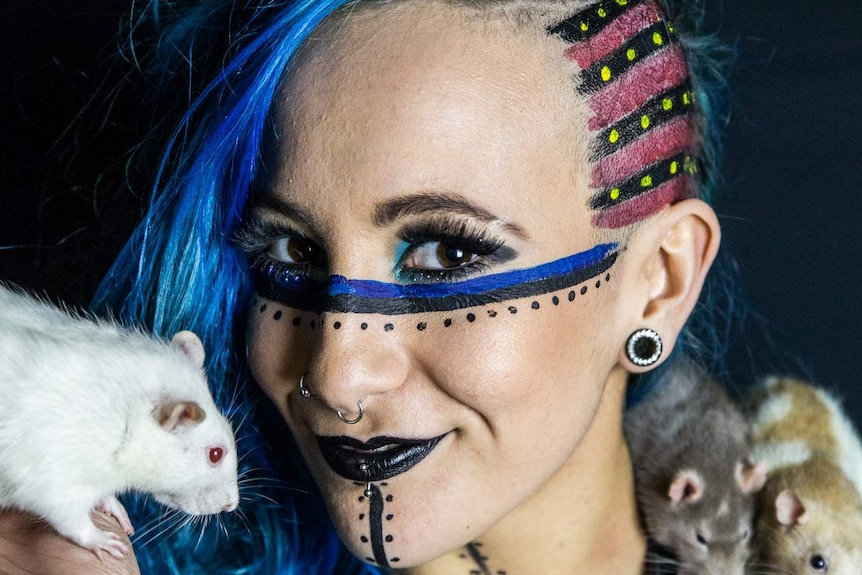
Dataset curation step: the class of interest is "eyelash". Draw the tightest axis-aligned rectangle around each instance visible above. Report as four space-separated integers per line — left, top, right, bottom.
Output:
233 217 515 285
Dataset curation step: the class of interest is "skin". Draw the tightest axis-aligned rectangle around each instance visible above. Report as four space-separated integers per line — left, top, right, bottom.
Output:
0 1 719 573
245 2 719 574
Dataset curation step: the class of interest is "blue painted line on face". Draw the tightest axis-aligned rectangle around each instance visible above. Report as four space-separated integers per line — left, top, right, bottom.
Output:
253 242 619 315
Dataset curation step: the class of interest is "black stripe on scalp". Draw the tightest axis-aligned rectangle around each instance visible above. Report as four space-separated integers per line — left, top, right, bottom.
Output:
546 0 645 43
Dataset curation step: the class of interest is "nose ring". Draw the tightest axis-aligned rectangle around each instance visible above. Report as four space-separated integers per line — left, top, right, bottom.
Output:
336 401 364 425
298 374 318 398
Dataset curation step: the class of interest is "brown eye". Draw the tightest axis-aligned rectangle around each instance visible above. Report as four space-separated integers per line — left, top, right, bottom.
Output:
269 236 320 264
436 244 474 268
209 447 225 464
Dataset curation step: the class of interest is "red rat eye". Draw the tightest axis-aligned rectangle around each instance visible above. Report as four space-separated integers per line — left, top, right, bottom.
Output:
209 447 225 464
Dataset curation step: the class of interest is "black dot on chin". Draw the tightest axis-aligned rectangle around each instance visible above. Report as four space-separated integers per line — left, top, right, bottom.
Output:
568 290 576 301
417 322 427 331
360 535 368 543
386 514 394 520
385 535 394 542
466 313 476 322
360 323 368 330
580 286 588 295
292 317 301 327
508 306 517 314
391 558 400 563
358 513 365 520
273 310 282 321
384 323 394 332
444 318 453 327
334 321 342 329
386 494 393 502
552 296 560 305
531 301 540 310
358 496 365 502
259 304 267 313
487 310 497 317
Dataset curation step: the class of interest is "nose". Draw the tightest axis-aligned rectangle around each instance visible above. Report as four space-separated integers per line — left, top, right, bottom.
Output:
306 314 410 416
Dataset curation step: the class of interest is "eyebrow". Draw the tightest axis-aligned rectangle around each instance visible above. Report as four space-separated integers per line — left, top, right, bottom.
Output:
250 193 325 232
372 191 530 239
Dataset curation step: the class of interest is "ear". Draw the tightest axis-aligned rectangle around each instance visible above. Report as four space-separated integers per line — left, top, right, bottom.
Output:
775 489 809 528
617 200 720 372
736 460 769 494
170 330 206 369
156 401 207 432
668 469 704 505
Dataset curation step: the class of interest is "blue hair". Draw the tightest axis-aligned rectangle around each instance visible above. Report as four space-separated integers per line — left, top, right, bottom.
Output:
94 1 380 573
92 0 736 571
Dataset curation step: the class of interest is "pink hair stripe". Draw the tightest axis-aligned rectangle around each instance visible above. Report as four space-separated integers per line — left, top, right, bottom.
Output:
591 116 695 187
564 1 663 69
591 177 690 229
588 46 688 131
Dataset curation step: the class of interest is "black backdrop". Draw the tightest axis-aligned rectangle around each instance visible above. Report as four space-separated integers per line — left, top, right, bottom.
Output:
2 1 861 423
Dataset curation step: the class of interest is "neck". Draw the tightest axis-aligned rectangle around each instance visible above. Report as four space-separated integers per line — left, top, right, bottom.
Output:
393 366 645 575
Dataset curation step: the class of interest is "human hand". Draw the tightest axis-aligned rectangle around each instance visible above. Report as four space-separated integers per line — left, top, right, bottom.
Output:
0 510 140 575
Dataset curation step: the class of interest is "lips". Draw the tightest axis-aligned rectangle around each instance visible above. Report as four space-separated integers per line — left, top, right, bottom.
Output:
316 434 447 482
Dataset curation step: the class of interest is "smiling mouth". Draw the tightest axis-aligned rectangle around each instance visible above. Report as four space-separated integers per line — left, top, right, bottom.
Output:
316 434 447 482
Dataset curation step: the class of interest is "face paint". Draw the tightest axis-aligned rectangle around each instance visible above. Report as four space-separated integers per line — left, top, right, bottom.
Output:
548 0 701 229
250 242 619 315
460 541 506 575
353 482 400 567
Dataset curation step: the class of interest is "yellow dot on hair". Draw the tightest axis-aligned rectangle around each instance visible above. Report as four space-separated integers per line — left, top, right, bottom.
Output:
610 188 621 201
616 0 628 5
663 98 673 111
601 66 612 82
670 161 679 174
653 31 664 46
609 129 620 144
641 175 653 188
683 92 692 105
580 21 589 31
667 23 675 33
627 48 637 61
641 115 650 129
598 7 607 17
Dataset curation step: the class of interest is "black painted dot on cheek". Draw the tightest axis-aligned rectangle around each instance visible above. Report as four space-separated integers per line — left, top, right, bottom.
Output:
488 310 497 317
386 514 394 520
596 280 601 288
444 318 452 327
417 322 427 331
606 273 611 281
508 306 517 314
580 286 588 295
292 317 301 327
273 310 282 320
531 301 540 310
361 536 369 543
334 321 342 329
552 296 560 305
568 290 576 301
385 535 393 542
384 323 394 332
259 303 267 313
466 313 476 322
361 322 368 330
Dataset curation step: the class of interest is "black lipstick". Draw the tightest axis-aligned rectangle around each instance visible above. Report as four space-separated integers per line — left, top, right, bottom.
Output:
316 434 447 482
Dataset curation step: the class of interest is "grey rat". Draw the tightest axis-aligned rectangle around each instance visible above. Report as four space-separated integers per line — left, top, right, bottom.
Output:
0 285 239 559
748 377 862 574
624 359 767 575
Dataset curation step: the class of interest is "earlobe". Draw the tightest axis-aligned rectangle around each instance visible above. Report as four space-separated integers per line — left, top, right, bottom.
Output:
619 199 720 369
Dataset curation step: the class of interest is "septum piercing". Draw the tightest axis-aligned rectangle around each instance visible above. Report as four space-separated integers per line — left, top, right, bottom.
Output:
337 401 364 424
299 374 364 424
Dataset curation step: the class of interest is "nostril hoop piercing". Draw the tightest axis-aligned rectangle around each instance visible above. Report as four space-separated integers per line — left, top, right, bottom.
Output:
298 374 318 398
336 400 364 424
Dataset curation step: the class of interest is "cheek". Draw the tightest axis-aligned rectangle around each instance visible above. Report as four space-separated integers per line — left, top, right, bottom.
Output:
245 297 317 409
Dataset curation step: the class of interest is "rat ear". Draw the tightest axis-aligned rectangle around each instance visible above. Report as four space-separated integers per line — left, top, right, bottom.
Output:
156 401 207 432
170 330 206 369
775 489 809 528
736 460 768 494
668 469 704 505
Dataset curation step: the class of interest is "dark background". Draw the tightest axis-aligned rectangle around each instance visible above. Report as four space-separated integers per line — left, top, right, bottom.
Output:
2 1 861 422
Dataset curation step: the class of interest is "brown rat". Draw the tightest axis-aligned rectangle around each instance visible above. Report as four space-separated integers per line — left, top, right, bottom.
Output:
0 285 239 559
625 359 767 575
748 377 862 574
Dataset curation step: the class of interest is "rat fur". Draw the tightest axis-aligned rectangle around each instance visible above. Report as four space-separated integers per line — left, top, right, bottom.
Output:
0 285 239 559
625 359 767 575
747 377 862 574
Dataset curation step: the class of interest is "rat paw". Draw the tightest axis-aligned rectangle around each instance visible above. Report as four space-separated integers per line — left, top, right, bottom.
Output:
88 530 130 561
97 495 135 535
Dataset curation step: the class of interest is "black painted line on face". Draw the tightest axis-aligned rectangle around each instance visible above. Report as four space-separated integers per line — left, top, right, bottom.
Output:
465 542 492 575
369 484 391 567
253 252 617 315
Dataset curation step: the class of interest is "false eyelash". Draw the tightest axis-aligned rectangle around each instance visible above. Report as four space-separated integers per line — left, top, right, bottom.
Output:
231 218 307 256
395 217 518 283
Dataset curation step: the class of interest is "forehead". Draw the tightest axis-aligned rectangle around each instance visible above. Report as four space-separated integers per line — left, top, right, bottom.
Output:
267 1 594 238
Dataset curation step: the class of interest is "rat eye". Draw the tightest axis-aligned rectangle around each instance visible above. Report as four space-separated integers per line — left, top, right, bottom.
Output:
695 533 708 547
809 554 828 572
209 447 225 464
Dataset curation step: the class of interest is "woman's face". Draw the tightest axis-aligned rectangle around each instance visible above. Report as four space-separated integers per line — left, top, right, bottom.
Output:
244 1 637 567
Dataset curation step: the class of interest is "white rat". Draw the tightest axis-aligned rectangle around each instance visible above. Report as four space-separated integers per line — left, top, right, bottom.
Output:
747 377 862 574
624 359 767 575
0 284 239 559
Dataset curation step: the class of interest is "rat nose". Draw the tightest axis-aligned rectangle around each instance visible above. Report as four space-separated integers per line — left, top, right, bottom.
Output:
305 313 410 417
